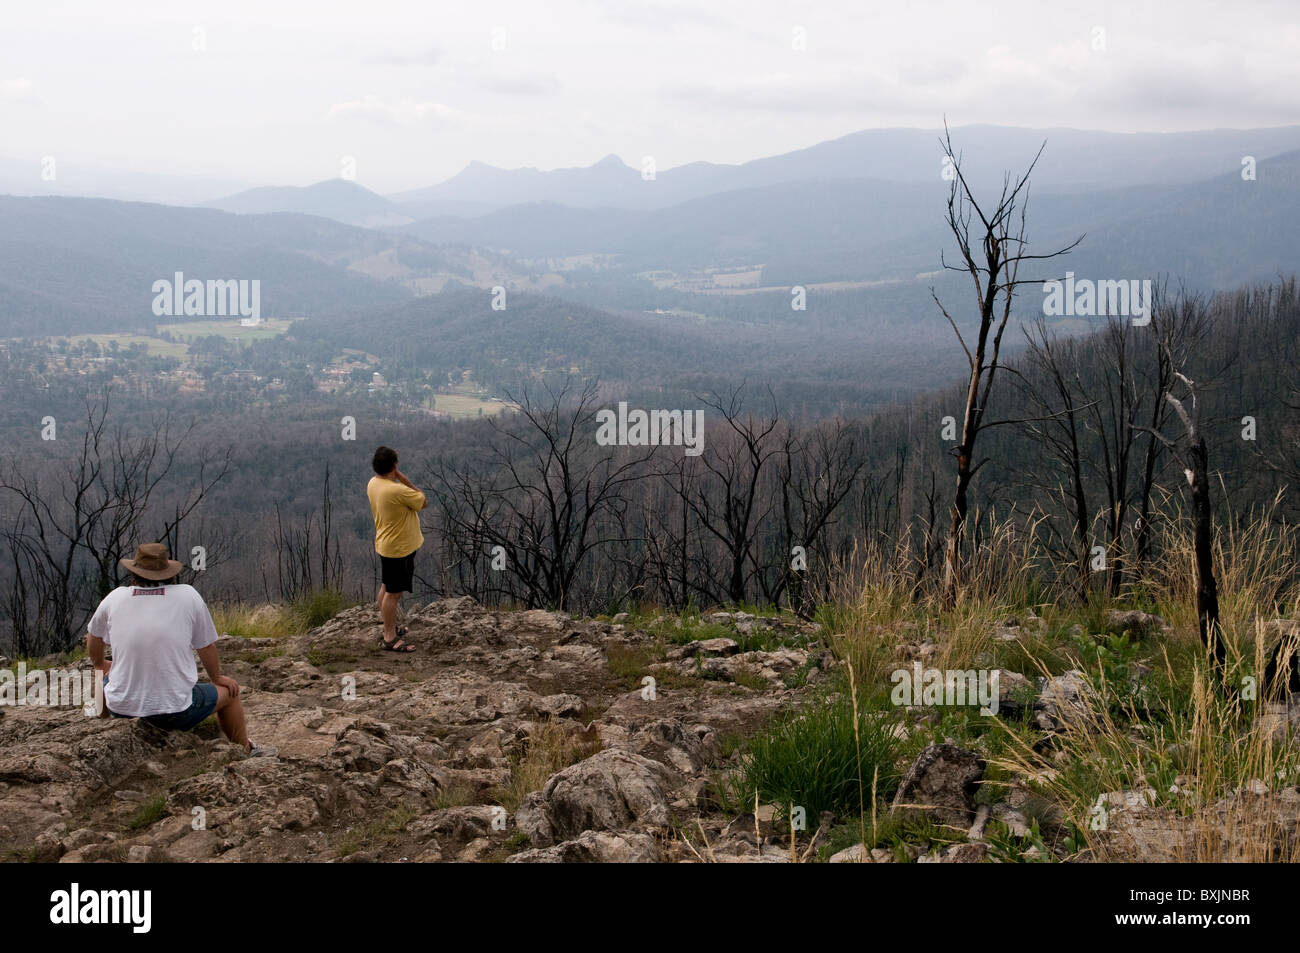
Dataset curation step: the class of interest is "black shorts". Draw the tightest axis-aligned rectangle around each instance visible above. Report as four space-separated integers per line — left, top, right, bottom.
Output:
379 551 416 593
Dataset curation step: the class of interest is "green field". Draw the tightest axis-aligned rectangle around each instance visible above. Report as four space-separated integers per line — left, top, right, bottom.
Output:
66 333 189 359
62 319 291 360
431 393 514 419
159 318 293 343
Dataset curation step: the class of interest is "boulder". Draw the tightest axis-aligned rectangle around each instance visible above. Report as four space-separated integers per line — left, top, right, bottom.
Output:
1105 610 1170 636
1036 670 1099 732
506 830 660 863
891 743 985 829
514 748 675 846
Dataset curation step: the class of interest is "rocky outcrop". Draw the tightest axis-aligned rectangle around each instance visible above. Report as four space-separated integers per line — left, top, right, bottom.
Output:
0 598 812 863
1104 610 1170 636
515 748 675 846
1087 784 1300 862
1035 670 1099 732
890 743 986 829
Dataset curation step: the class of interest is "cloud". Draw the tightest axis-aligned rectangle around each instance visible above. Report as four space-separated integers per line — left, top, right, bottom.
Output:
1 78 35 102
661 69 914 115
367 46 443 68
896 60 970 87
479 72 561 95
581 0 735 33
328 95 460 125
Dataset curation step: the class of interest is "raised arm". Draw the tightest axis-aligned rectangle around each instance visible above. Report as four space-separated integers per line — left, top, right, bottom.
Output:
394 468 428 510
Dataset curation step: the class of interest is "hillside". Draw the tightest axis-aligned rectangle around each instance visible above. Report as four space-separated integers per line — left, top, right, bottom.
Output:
398 151 1300 292
390 124 1300 212
286 283 967 412
5 596 1297 863
0 195 537 336
205 179 416 229
0 600 829 863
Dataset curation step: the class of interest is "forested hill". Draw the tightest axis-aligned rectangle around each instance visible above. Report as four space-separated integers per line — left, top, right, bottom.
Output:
395 150 1300 291
282 283 969 417
0 195 529 336
854 278 1300 581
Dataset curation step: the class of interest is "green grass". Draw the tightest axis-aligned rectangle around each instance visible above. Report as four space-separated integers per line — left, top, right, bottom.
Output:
335 806 417 857
3 644 88 674
305 644 358 669
158 317 292 343
211 588 356 640
721 692 905 820
295 589 352 629
605 641 667 688
65 332 189 359
431 392 513 419
126 794 169 831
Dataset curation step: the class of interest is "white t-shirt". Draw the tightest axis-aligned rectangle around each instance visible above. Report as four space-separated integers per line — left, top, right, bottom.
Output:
87 584 219 717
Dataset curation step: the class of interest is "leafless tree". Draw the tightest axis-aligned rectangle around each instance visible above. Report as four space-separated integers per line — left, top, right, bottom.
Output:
768 418 865 616
675 385 784 606
0 389 230 654
268 464 345 602
428 378 652 612
1137 365 1226 676
931 126 1083 605
1017 319 1095 595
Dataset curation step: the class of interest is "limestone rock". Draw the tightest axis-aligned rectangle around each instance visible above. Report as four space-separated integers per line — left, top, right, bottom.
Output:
515 748 674 846
506 830 660 863
891 743 985 828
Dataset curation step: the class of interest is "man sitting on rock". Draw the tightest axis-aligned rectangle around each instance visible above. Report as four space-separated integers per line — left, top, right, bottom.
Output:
86 542 253 752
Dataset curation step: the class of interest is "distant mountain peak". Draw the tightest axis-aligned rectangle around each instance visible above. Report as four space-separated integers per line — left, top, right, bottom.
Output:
388 124 1300 214
203 178 413 228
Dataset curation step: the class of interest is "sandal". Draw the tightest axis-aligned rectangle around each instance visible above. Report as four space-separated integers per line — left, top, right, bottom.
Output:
378 627 416 652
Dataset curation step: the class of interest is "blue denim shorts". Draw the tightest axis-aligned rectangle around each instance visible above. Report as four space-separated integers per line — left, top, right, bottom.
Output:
108 680 219 731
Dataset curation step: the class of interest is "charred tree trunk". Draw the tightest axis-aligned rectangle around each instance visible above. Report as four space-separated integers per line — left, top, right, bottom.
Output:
1185 436 1223 669
931 127 1083 606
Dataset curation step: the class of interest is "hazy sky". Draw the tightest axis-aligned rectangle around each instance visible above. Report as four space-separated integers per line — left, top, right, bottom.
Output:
3 0 1298 193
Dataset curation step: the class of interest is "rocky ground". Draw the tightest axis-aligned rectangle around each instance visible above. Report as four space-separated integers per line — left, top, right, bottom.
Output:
4 599 1299 863
0 598 838 863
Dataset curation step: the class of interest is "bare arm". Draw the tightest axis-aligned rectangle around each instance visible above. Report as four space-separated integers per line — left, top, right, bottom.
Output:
197 643 240 697
86 633 108 672
394 468 428 510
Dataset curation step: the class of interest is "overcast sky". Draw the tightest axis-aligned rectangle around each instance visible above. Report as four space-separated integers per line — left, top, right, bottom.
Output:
3 0 1298 193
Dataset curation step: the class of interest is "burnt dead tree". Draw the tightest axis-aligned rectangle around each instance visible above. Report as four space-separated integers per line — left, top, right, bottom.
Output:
1140 370 1226 677
1017 320 1095 597
1 389 229 654
428 379 652 613
932 128 1083 606
678 385 784 606
1133 285 1212 580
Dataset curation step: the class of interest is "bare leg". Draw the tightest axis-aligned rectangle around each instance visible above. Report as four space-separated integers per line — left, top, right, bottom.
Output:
381 590 401 640
213 684 250 751
377 582 387 612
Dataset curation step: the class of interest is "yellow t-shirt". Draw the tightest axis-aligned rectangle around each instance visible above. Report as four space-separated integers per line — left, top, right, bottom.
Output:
367 476 426 558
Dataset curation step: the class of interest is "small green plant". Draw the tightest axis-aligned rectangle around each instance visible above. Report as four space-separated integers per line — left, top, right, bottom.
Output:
126 794 169 831
729 664 770 691
504 830 531 853
335 805 416 857
1068 629 1149 715
722 694 903 819
984 817 1055 863
605 641 665 688
293 589 352 629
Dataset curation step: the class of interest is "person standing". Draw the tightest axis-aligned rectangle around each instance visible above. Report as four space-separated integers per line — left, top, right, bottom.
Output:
367 446 426 652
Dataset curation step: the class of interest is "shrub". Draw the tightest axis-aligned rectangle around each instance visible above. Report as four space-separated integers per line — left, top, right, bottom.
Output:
723 693 903 819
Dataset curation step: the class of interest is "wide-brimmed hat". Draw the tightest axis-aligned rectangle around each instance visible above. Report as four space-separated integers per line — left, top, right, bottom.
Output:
120 542 183 581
